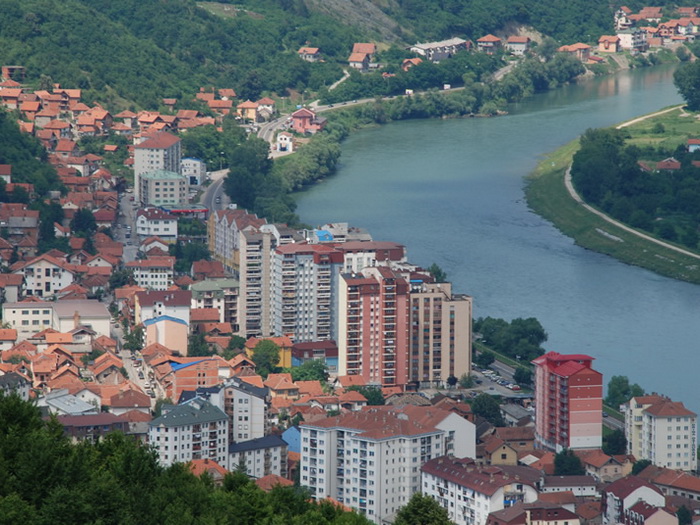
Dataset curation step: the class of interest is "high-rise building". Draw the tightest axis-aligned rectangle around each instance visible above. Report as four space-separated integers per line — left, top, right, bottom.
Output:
271 242 343 342
622 394 697 471
133 131 181 202
338 266 410 387
532 352 602 451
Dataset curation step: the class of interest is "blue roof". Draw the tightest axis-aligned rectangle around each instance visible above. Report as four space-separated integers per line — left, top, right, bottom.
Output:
315 229 333 242
171 359 208 372
229 435 287 453
143 315 188 327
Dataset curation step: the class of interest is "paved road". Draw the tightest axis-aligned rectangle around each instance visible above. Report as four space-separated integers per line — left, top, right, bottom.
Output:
199 168 230 212
116 193 138 263
563 105 700 262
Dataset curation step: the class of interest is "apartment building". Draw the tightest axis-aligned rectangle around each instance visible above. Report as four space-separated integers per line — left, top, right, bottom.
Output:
13 253 76 298
138 169 188 207
134 289 191 326
421 457 541 525
228 435 288 479
190 279 240 329
207 208 266 274
148 398 229 468
126 256 176 291
408 279 472 387
621 394 697 471
3 300 110 338
300 409 449 524
271 242 343 342
336 241 406 273
134 131 181 202
136 207 178 241
337 267 410 387
601 476 666 525
532 352 603 451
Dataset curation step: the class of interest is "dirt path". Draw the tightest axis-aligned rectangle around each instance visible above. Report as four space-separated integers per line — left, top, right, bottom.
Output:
563 105 700 261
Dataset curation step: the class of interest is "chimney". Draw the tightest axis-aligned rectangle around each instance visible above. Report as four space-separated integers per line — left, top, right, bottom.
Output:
73 310 80 328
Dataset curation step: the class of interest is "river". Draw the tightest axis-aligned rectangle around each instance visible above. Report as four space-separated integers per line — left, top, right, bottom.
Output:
295 65 700 412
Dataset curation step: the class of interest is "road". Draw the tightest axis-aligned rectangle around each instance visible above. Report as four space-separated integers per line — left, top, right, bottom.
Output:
116 192 138 263
199 168 230 212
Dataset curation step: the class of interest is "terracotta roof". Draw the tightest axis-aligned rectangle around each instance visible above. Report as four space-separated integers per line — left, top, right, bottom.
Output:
303 408 441 440
352 43 376 55
605 475 663 499
134 131 180 150
255 474 293 492
644 398 696 417
478 34 501 43
189 458 228 478
348 52 368 63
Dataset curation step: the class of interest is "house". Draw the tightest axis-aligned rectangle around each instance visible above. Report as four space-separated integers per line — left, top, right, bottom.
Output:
298 47 321 62
486 502 580 525
557 43 591 62
136 208 178 241
348 53 370 71
402 58 423 71
601 476 667 525
237 100 259 122
576 449 634 482
57 413 130 443
0 371 31 400
477 34 502 54
506 36 531 55
656 158 681 171
191 260 226 281
13 253 76 299
290 107 326 134
598 35 621 53
352 43 376 59
134 289 191 326
276 131 294 153
189 458 228 485
540 475 598 497
410 38 470 62
617 28 649 52
687 138 700 153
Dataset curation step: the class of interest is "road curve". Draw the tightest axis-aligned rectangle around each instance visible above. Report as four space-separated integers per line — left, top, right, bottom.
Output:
563 105 700 262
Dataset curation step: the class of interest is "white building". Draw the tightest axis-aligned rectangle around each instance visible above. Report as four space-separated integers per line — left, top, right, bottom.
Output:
622 394 697 471
134 131 181 202
300 408 449 524
602 476 667 525
136 207 178 241
409 37 469 62
421 458 541 525
228 435 287 479
148 397 229 468
617 28 648 52
13 254 76 298
181 157 206 186
2 300 111 338
138 169 188 207
127 256 176 291
135 289 191 326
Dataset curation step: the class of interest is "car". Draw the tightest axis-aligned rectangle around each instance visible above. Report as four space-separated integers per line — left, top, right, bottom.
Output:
603 411 609 417
215 196 221 204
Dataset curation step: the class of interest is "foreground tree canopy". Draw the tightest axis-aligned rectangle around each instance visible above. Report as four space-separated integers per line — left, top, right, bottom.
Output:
0 393 372 525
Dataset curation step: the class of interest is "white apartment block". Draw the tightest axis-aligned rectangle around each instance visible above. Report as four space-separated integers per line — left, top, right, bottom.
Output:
181 157 206 186
271 242 343 342
135 290 191 326
133 131 181 202
300 409 448 524
421 458 540 525
622 394 698 471
14 254 75 298
136 208 178 240
126 256 175 291
3 300 111 338
228 435 288 479
148 398 229 468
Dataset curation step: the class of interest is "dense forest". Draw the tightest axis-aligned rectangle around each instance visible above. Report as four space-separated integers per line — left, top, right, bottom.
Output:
0 0 625 111
571 128 700 250
0 393 371 525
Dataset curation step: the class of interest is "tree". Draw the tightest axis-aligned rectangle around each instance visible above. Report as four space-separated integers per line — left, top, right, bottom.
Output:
554 449 585 475
471 393 504 426
631 459 652 475
347 386 385 406
427 263 447 282
606 376 644 409
227 335 246 352
603 429 627 455
474 350 495 368
674 61 700 110
394 492 452 525
123 325 143 352
459 373 474 388
289 359 328 382
513 367 532 386
188 333 212 357
109 269 134 290
677 505 692 525
70 208 97 236
153 397 173 418
446 375 458 388
252 340 280 378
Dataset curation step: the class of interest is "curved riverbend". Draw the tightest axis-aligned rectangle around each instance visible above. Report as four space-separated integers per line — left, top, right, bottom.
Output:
296 65 700 412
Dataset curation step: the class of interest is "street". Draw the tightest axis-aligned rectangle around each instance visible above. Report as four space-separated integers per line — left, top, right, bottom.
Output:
200 168 230 211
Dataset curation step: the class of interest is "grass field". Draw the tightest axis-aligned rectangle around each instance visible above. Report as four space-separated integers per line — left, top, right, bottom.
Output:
525 110 700 285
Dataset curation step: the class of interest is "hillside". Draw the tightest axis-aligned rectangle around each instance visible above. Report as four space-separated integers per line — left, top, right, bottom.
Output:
0 0 620 110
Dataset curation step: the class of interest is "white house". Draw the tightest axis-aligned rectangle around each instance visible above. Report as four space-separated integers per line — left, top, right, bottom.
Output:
136 208 178 241
134 289 191 326
602 476 666 525
13 254 76 298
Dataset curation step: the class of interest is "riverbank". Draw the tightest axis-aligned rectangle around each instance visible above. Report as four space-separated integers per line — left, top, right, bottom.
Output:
525 108 700 285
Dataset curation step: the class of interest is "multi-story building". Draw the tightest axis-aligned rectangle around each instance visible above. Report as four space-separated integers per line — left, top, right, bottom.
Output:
190 279 240 329
138 169 188 207
408 279 472 387
617 28 649 53
148 397 229 468
531 352 602 452
271 242 344 342
134 131 181 202
207 208 266 274
228 435 288 479
181 157 206 186
3 300 111 338
601 476 666 525
127 256 176 291
136 207 178 241
134 289 191 326
300 408 449 523
337 267 409 387
421 457 541 525
336 241 406 273
13 253 76 298
621 394 697 471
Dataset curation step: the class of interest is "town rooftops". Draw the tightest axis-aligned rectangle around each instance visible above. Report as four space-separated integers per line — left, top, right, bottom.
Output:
135 289 191 307
135 131 180 149
228 434 287 453
150 398 226 428
543 474 597 487
302 408 441 440
139 169 186 181
137 207 177 221
604 475 663 499
643 398 696 418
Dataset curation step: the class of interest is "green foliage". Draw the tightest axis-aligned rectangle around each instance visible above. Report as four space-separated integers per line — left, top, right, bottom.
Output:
169 241 210 274
459 373 474 388
632 458 652 475
108 269 134 290
394 492 452 525
513 367 532 386
470 393 504 426
677 505 693 525
474 316 548 362
153 397 173 419
123 325 144 352
554 448 585 475
346 386 385 406
0 393 370 524
252 340 281 378
70 208 97 237
675 61 700 110
188 333 213 357
606 375 645 409
602 429 627 455
427 263 447 283
227 335 247 352
289 359 329 383
474 350 496 368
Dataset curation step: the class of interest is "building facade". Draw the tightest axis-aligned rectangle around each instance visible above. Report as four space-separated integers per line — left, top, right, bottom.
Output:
532 352 603 451
138 169 188 207
133 131 181 202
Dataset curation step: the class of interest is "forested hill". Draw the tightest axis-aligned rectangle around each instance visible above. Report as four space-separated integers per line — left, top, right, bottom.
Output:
0 0 619 110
